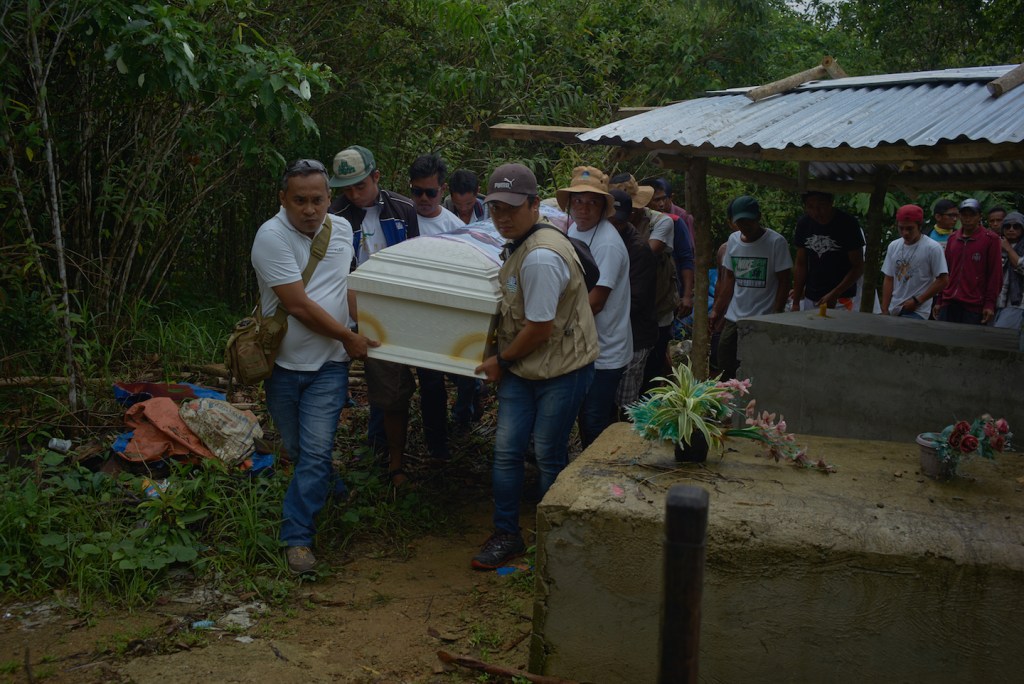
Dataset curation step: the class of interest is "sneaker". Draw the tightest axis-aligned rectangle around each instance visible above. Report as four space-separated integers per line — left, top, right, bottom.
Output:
286 546 316 574
471 532 526 570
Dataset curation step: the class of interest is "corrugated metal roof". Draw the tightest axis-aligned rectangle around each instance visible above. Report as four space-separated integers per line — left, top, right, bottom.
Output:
579 65 1024 151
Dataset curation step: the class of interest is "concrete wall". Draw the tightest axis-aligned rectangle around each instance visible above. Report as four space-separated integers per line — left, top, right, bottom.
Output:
530 423 1024 683
738 310 1023 442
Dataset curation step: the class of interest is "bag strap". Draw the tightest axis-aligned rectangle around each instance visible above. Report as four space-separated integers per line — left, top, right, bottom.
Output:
265 215 334 325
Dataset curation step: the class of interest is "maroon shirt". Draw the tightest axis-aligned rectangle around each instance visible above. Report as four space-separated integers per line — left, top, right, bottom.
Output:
939 228 1002 312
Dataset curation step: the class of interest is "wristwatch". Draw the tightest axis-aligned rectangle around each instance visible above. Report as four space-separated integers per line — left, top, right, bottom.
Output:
497 353 513 371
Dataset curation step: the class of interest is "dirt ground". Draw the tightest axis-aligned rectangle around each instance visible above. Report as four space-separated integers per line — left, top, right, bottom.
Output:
0 499 539 684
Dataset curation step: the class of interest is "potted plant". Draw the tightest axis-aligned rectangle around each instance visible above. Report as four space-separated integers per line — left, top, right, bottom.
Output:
916 415 1013 479
626 362 834 472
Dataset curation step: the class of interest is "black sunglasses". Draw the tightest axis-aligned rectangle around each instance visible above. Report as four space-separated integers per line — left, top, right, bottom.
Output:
1004 223 1023 230
410 187 439 198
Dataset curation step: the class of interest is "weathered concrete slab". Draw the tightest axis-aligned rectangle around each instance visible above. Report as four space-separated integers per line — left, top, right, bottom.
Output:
738 310 1023 442
531 422 1024 683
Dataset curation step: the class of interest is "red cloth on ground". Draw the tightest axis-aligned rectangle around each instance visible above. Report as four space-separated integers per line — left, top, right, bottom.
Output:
122 397 215 462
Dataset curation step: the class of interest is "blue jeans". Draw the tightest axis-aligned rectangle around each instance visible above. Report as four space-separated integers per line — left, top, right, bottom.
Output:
578 366 626 448
898 309 925 320
265 360 349 547
491 363 595 535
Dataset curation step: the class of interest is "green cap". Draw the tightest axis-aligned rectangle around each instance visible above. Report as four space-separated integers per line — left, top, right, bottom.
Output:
329 145 376 188
731 195 760 221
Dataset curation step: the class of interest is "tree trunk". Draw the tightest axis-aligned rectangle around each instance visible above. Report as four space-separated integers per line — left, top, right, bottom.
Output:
860 169 892 313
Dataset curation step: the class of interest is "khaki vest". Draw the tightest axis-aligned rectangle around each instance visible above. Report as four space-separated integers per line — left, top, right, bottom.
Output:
635 208 680 320
497 229 599 380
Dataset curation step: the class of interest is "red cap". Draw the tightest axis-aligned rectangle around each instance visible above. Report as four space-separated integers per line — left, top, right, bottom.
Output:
896 204 924 223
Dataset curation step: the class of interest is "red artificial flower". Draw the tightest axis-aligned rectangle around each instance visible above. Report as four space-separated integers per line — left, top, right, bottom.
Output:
992 434 1006 452
984 422 997 438
953 421 971 435
960 434 979 453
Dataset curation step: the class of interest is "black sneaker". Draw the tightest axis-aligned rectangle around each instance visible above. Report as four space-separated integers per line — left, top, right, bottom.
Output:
471 532 526 570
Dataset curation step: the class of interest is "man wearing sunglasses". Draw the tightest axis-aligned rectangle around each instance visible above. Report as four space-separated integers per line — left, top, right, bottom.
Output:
252 159 379 574
407 153 475 461
328 145 421 487
409 153 463 236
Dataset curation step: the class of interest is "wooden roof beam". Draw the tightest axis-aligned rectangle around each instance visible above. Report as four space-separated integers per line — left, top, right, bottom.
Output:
657 156 875 194
485 123 591 144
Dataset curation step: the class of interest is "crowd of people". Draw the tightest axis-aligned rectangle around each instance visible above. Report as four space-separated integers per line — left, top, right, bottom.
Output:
250 151 1022 573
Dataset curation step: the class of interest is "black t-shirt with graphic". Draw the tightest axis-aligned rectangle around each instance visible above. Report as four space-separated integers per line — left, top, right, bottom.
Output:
794 208 865 301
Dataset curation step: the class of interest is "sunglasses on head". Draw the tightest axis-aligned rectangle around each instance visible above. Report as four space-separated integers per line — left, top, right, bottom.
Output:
410 187 439 198
1005 223 1023 230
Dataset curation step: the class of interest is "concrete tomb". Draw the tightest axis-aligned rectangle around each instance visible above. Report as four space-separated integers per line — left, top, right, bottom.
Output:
530 423 1024 683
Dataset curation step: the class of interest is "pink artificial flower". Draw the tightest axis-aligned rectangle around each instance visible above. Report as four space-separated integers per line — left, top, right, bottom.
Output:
984 422 997 438
776 419 787 433
745 400 757 419
959 434 979 453
996 418 1010 434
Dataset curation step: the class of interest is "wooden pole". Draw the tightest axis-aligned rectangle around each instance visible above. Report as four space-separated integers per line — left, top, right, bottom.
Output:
860 168 893 313
745 56 845 102
684 157 712 380
987 63 1024 97
658 485 709 684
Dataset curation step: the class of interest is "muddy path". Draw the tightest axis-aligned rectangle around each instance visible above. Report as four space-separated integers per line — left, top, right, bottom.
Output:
1 500 539 684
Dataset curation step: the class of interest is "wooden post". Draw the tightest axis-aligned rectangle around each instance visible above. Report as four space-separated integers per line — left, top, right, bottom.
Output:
658 484 709 684
860 169 893 313
685 157 712 380
987 63 1024 97
746 56 846 102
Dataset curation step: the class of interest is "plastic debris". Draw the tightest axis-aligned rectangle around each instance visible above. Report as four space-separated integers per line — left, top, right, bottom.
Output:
190 620 215 630
48 438 72 453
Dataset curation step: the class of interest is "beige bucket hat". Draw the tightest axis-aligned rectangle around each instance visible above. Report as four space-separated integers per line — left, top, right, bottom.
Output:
608 173 654 208
555 166 616 218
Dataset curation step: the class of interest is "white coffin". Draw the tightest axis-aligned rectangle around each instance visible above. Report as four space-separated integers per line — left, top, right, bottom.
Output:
349 235 502 377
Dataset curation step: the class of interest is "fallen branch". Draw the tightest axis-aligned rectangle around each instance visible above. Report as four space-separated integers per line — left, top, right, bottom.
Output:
436 651 579 684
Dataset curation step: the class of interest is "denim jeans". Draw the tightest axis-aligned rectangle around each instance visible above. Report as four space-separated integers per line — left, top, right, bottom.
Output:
492 363 595 534
265 360 349 547
578 366 626 448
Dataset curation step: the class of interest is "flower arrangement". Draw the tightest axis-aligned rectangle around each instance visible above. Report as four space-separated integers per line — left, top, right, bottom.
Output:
918 415 1012 475
626 362 834 473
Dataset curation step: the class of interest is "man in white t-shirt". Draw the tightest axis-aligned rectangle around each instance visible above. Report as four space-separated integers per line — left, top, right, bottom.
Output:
408 153 476 456
710 196 792 380
881 204 948 319
251 159 378 574
558 166 632 448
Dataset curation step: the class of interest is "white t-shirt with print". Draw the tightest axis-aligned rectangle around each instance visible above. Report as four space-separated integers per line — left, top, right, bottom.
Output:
417 206 464 236
723 228 793 322
881 234 947 315
569 219 633 369
251 208 355 370
358 204 387 264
